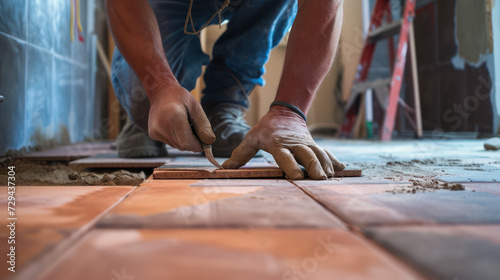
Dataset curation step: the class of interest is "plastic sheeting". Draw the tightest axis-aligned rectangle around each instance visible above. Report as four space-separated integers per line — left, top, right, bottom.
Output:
0 0 96 155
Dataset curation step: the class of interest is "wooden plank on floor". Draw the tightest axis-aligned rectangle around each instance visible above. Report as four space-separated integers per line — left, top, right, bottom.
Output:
38 229 423 280
97 179 344 229
293 182 500 227
364 225 500 280
0 186 133 279
69 153 171 169
17 141 116 161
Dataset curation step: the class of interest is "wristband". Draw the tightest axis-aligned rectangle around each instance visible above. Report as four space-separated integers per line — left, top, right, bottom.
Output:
270 101 307 122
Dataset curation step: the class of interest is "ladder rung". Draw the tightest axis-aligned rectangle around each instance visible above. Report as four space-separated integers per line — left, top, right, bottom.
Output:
368 20 403 42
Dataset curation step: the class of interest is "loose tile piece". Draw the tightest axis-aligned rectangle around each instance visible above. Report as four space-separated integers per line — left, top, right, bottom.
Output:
17 141 116 161
98 180 344 228
153 167 284 179
69 153 171 169
0 186 133 278
364 225 500 280
294 183 500 226
154 157 360 179
40 229 423 280
154 156 282 179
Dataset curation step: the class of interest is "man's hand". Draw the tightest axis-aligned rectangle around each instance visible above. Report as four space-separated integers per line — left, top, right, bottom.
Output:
148 85 216 152
223 106 345 180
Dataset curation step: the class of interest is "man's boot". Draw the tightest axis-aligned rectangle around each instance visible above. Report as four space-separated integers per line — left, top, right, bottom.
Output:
205 103 251 157
116 117 168 158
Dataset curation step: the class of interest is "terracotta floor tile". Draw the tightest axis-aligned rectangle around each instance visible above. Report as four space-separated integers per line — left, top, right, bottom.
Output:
295 177 398 186
69 153 171 169
0 186 133 278
39 229 423 280
17 141 116 161
98 179 344 229
463 182 500 195
364 225 500 280
414 165 500 183
153 167 283 179
154 156 281 179
294 182 500 226
189 179 292 187
435 173 500 183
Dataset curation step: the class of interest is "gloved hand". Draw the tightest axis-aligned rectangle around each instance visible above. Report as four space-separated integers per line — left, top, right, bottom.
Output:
222 105 345 180
148 85 216 152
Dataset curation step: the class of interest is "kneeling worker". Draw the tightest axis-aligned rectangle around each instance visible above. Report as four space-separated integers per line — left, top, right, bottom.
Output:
106 0 346 180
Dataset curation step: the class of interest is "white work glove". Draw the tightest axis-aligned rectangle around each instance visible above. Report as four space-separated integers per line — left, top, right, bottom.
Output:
148 85 216 152
223 106 345 180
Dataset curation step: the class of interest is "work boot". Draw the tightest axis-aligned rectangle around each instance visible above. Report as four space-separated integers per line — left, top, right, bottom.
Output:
206 103 251 157
116 117 168 158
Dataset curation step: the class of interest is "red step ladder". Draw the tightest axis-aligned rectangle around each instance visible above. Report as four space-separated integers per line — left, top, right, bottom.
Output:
349 0 422 140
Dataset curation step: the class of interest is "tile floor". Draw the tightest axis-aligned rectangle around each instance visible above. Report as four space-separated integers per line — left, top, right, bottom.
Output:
2 139 499 280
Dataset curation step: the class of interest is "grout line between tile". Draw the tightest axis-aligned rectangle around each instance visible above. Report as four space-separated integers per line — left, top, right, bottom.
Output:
289 180 356 231
14 186 139 280
354 230 434 279
290 181 430 279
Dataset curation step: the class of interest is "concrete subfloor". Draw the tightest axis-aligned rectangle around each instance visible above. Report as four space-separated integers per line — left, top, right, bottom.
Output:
1 139 499 280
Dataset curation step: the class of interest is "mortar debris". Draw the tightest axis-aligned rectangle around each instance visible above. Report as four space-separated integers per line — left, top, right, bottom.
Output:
386 180 466 194
68 172 79 180
384 158 483 168
0 158 146 186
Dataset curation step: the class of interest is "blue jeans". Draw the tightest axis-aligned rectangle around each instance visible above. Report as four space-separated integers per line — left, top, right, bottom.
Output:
111 0 297 130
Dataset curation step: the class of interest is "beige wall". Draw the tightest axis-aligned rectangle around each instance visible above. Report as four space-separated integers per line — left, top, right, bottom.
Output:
199 2 364 129
340 0 364 101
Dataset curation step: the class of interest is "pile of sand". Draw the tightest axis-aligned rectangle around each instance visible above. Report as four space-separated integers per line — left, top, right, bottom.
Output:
0 158 146 186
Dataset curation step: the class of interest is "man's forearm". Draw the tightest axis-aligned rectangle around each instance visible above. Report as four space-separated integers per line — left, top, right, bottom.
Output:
106 0 178 99
275 0 343 114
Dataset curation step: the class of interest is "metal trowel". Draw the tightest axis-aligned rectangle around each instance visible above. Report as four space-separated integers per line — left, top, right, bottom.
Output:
190 122 223 169
202 144 223 169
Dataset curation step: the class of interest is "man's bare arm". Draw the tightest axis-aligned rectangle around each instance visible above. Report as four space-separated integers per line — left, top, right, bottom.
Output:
275 0 344 114
106 0 215 152
106 0 178 99
223 0 345 179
